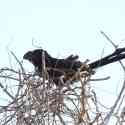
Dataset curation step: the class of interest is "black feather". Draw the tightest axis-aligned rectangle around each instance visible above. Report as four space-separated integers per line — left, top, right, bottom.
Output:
23 47 125 85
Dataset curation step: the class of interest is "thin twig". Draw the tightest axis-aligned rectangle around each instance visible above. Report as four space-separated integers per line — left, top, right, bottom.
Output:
0 82 15 100
100 31 125 125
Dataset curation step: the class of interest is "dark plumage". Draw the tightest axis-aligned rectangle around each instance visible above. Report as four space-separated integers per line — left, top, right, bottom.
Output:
23 47 125 85
23 49 81 73
23 49 84 85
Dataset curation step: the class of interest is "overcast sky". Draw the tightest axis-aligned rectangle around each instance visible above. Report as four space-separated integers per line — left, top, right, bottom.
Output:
0 0 125 124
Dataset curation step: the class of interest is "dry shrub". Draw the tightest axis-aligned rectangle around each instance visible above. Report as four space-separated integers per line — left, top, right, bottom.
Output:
0 32 125 125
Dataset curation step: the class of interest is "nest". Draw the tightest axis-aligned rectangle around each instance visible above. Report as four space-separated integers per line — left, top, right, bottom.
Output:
0 33 125 125
0 62 104 125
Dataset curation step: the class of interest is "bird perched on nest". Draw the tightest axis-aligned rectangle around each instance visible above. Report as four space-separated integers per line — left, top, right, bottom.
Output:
23 47 125 85
23 49 88 85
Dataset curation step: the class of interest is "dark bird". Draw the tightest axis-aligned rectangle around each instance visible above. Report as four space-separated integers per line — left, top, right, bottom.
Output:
23 47 125 85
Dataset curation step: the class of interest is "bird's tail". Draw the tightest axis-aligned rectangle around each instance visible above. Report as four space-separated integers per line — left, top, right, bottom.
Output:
89 47 125 69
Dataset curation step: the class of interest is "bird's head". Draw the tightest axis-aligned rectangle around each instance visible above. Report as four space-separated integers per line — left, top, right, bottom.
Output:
23 49 44 66
23 49 52 67
23 51 34 61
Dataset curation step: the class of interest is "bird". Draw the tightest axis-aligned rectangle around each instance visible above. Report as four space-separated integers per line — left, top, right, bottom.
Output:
23 47 125 85
23 49 84 84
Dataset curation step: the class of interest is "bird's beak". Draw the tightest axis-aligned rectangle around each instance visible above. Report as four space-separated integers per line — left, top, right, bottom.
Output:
23 51 33 61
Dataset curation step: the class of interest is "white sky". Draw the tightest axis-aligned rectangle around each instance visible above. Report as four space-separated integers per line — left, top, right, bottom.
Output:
0 0 125 124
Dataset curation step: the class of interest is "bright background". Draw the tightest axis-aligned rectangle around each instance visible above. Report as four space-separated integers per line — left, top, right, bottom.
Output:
0 0 125 124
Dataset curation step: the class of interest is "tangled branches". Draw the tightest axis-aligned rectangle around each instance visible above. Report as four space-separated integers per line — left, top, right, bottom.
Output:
0 34 125 124
0 55 104 125
0 55 124 125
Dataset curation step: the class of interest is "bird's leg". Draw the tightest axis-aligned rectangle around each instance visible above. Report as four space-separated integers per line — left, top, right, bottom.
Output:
59 76 65 85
